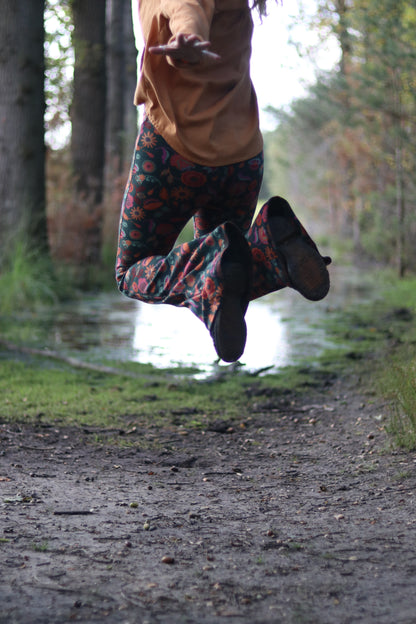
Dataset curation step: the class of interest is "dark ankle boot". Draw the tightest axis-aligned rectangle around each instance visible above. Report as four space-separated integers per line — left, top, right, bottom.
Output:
268 196 330 301
210 222 251 362
247 197 331 302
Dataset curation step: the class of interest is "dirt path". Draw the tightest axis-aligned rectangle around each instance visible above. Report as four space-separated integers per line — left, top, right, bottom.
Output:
1 371 416 624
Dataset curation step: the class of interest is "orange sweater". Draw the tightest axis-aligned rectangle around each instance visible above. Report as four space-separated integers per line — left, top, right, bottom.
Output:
134 0 263 166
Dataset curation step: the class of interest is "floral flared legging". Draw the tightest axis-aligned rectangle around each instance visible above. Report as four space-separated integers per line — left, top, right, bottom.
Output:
116 117 289 331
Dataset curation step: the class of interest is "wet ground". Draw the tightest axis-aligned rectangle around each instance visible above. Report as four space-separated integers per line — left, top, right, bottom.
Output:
4 265 414 623
1 370 416 624
33 266 377 376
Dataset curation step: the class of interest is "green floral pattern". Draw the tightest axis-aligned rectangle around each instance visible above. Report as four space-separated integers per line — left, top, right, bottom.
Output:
116 118 289 330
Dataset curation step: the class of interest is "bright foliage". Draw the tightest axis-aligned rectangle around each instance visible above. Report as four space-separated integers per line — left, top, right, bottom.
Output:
264 0 416 274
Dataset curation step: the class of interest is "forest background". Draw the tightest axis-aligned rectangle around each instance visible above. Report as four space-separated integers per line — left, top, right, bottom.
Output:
0 0 416 309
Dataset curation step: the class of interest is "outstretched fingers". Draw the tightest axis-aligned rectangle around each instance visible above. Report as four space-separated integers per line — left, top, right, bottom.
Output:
149 33 220 63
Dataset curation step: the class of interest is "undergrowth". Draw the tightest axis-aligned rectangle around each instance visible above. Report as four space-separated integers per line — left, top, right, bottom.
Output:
0 240 58 314
0 234 115 317
0 355 310 442
365 275 416 450
1 249 416 450
383 358 416 450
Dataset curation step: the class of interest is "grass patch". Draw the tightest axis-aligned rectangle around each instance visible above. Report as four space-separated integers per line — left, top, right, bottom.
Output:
328 273 416 450
372 276 416 450
1 265 416 450
0 234 116 317
378 354 416 450
0 355 281 431
0 358 216 427
0 241 58 314
0 345 328 446
287 270 416 451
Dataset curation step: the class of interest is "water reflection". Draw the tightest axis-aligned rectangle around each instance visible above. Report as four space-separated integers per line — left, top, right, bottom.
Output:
44 265 378 375
131 297 290 373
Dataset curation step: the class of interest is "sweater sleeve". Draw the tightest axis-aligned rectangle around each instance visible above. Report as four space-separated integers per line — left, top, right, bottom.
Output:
160 0 215 41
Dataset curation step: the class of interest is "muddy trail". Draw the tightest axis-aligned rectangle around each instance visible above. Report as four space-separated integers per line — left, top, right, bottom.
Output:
1 371 416 624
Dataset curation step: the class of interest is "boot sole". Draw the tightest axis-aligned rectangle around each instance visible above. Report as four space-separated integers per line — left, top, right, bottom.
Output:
271 216 330 301
211 262 248 362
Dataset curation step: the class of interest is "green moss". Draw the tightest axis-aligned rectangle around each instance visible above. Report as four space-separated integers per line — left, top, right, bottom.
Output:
375 351 416 450
0 241 57 314
0 356 250 429
0 341 337 448
324 274 416 450
1 271 416 451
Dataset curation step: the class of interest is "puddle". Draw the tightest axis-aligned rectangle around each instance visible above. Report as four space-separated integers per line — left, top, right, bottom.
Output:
39 265 379 376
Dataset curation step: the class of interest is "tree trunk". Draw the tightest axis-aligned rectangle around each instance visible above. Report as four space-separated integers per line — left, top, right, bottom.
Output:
0 0 47 252
71 0 106 265
334 0 351 77
102 0 138 255
106 0 125 177
123 0 139 163
106 0 137 175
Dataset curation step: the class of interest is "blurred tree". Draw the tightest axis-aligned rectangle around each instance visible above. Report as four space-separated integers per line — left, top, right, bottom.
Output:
349 0 416 274
0 0 47 252
102 0 138 257
106 0 138 176
266 0 416 272
70 0 107 266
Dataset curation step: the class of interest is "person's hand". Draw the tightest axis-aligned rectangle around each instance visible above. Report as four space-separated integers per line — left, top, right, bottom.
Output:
149 33 220 64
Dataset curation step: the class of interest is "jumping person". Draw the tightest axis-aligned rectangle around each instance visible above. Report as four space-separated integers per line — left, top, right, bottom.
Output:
116 0 331 363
